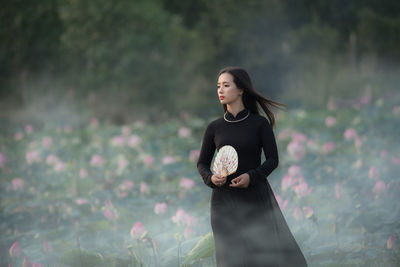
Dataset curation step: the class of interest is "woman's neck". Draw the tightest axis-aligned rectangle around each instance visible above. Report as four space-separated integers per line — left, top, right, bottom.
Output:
226 101 245 117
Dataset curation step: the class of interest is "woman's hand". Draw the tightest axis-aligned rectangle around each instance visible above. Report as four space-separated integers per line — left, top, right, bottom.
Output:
229 173 250 188
211 174 227 187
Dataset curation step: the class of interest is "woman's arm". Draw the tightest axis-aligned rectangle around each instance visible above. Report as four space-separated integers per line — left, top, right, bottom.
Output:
247 117 279 187
196 122 217 189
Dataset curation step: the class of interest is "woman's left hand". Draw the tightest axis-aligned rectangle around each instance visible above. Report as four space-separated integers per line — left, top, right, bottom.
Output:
229 173 250 188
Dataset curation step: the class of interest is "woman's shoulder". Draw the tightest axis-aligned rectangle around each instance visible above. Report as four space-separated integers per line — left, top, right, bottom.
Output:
204 116 224 131
211 117 225 127
250 112 271 124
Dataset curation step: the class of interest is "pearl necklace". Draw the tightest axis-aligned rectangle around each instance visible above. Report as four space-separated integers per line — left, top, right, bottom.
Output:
223 110 250 123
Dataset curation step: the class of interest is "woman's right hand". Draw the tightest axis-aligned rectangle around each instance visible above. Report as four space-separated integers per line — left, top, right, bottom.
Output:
211 174 227 187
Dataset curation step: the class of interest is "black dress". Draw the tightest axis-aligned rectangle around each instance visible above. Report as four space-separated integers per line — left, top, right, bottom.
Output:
197 108 308 267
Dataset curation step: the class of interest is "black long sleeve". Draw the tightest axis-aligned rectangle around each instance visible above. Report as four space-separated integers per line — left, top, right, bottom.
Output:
246 117 279 187
197 122 217 189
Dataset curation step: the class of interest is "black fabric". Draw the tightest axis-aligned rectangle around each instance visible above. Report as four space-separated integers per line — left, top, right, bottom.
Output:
197 108 308 267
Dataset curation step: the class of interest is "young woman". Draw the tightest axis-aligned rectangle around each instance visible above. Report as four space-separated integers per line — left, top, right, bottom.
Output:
197 66 308 266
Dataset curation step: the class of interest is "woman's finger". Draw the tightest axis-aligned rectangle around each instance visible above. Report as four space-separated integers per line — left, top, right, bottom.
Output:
229 178 239 187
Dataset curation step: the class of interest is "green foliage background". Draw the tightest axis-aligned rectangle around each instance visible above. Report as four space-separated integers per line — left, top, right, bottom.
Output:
1 0 400 124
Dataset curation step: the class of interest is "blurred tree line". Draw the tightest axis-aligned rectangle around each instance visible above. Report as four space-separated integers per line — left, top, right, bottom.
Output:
1 0 399 122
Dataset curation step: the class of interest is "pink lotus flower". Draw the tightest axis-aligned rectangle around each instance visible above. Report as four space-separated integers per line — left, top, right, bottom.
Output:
387 235 395 249
154 202 167 214
344 128 357 140
185 214 197 227
122 126 131 136
9 241 22 257
46 154 58 165
43 240 53 253
90 117 99 128
0 152 5 168
118 157 129 170
25 124 33 134
322 141 335 154
79 168 88 178
26 150 42 164
90 154 104 167
325 116 336 127
392 156 400 165
12 178 25 191
294 181 312 197
288 165 302 177
178 127 191 138
189 150 200 162
380 149 388 158
303 206 314 219
143 155 154 167
274 194 288 210
172 208 196 226
335 182 341 199
128 135 141 148
287 141 305 161
368 166 379 179
278 128 292 141
119 180 134 191
184 226 195 238
281 175 295 192
22 256 32 267
75 198 88 205
373 180 387 195
15 131 24 141
140 181 150 194
180 177 195 190
291 132 307 143
54 160 66 172
293 207 303 221
111 135 125 146
103 208 118 220
162 155 177 165
130 221 146 238
42 136 53 148
102 199 119 220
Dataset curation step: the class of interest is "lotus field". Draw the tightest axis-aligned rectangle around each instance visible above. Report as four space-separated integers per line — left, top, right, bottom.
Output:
1 90 400 267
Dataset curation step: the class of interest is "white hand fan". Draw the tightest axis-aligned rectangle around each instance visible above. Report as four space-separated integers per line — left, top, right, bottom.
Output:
212 145 238 177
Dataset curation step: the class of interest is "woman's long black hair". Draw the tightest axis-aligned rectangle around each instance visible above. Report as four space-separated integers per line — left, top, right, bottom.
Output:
218 66 287 128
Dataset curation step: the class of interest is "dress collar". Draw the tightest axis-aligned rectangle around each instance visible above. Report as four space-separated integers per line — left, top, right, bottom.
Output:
224 108 250 122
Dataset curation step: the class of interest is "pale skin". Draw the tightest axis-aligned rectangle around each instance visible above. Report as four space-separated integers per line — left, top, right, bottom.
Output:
211 72 250 188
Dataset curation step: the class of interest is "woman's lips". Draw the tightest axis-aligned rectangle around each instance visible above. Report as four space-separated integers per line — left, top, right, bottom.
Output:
219 96 224 100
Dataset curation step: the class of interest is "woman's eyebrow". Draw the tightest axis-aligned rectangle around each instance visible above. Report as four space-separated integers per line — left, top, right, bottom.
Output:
217 81 229 84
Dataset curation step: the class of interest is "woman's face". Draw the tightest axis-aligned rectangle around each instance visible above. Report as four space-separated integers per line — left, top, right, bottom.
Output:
217 72 243 105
